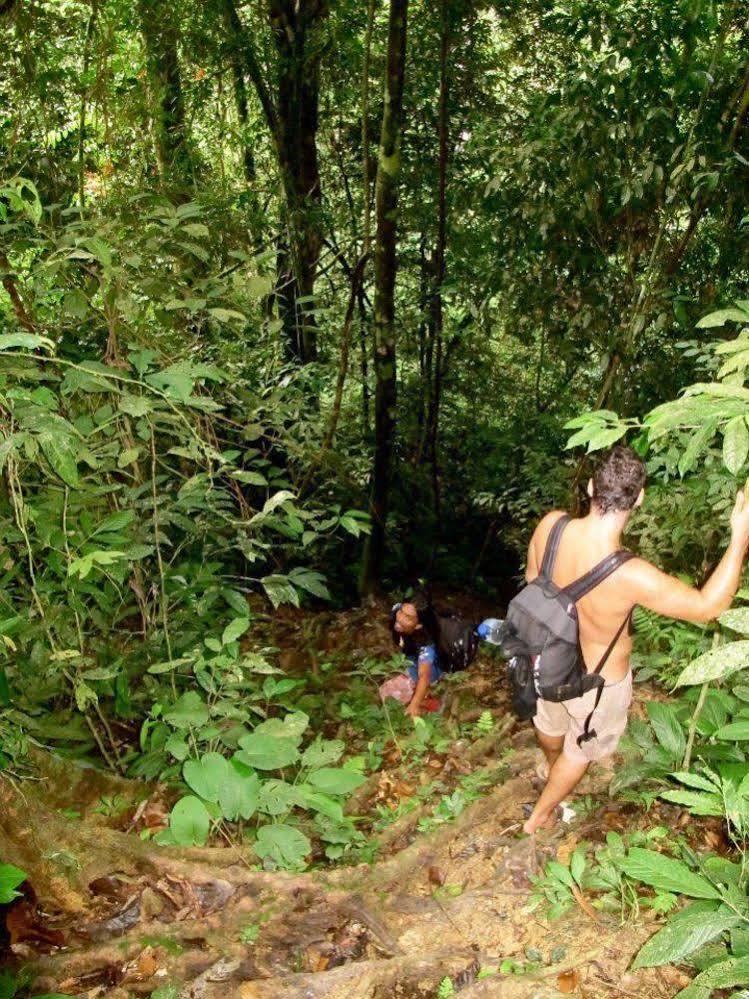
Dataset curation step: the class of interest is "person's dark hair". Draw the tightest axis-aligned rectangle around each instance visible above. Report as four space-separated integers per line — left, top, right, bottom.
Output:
592 445 646 514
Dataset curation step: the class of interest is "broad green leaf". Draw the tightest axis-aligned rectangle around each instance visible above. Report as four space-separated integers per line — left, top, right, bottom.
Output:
91 510 135 536
207 308 247 323
719 608 749 635
633 905 737 968
301 738 345 769
687 955 749 989
658 790 723 815
620 848 720 899
235 733 300 770
169 796 210 846
723 417 749 475
0 863 27 903
288 567 331 600
696 308 749 329
254 824 310 870
714 721 749 740
183 752 230 803
39 431 79 486
256 778 306 815
119 395 154 417
0 332 53 352
296 786 345 822
164 692 210 730
307 768 366 795
222 617 249 645
253 712 309 743
261 575 299 609
669 771 720 793
675 641 749 687
221 762 260 821
646 702 685 758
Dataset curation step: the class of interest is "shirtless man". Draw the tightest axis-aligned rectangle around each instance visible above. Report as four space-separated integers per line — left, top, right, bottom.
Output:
523 444 749 835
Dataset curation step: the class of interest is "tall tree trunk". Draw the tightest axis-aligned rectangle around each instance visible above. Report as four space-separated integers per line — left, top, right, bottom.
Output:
220 0 327 364
137 0 192 187
269 0 328 364
359 0 409 596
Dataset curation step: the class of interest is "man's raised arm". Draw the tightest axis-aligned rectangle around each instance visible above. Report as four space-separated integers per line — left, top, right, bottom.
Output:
625 489 749 623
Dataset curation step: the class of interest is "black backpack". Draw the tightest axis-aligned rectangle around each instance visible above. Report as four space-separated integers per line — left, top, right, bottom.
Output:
500 514 633 746
432 612 480 674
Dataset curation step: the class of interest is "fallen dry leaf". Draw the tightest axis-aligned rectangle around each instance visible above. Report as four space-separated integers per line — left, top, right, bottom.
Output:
557 968 581 993
428 866 445 886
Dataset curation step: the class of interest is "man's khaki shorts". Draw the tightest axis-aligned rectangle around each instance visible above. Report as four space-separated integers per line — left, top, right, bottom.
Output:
533 671 633 764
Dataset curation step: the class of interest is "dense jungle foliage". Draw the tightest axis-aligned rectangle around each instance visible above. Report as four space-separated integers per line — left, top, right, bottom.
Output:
1 0 749 995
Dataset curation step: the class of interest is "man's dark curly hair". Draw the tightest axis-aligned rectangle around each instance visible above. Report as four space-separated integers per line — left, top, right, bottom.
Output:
592 445 646 514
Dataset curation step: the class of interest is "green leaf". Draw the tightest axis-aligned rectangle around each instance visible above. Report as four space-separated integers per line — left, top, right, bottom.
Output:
183 752 230 803
633 905 738 969
723 418 749 475
235 733 300 770
221 762 260 821
669 771 720 793
207 308 247 323
696 308 749 329
261 575 299 609
91 510 135 536
658 790 723 816
675 641 749 687
647 702 685 758
168 796 210 846
301 738 345 769
0 863 26 903
254 824 310 870
719 608 749 635
222 617 250 645
164 692 210 730
687 955 749 990
253 712 309 742
256 779 306 816
0 332 53 352
307 768 366 795
39 431 79 486
288 568 331 600
165 734 189 761
119 394 154 417
714 721 749 740
620 848 720 899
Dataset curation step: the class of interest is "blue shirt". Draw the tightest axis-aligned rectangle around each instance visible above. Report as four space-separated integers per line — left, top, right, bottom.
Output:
405 643 442 684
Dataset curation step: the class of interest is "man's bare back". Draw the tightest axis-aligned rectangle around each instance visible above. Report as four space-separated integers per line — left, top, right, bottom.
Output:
522 444 749 835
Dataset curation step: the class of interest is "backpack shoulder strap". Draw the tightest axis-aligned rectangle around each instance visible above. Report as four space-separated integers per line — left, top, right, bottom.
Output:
564 550 634 604
577 610 632 747
540 514 571 578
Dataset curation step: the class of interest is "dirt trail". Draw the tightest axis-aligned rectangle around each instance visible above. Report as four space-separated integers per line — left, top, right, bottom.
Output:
3 726 686 999
1 599 691 997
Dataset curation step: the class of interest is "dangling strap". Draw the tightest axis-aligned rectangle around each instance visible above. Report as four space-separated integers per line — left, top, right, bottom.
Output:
540 514 571 578
565 550 634 604
576 613 631 747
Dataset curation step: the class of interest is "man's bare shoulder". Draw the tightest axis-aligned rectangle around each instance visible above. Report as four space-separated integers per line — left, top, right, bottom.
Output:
532 509 568 541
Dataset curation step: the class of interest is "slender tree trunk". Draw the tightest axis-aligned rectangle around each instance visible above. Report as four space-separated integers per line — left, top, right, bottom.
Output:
269 0 328 364
77 0 99 214
137 0 192 187
359 0 409 595
0 248 35 331
424 3 452 563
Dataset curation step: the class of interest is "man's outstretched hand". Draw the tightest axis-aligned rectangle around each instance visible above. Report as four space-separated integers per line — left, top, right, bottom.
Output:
405 701 423 719
730 485 749 545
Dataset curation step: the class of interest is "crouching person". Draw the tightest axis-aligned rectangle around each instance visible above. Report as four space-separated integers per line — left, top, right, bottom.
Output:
378 599 442 718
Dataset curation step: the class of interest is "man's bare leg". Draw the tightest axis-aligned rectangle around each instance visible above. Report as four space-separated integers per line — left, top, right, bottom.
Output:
523 752 588 834
534 728 564 773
